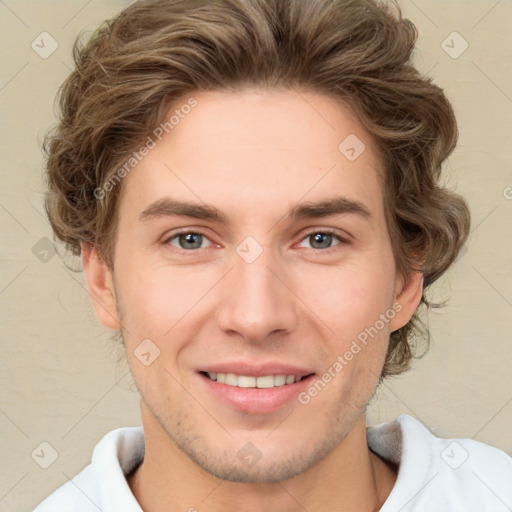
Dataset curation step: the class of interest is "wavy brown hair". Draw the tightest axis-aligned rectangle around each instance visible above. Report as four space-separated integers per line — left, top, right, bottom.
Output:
43 0 470 377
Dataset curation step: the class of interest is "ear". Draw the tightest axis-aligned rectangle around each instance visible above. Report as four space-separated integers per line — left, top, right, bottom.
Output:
81 244 120 330
389 271 424 332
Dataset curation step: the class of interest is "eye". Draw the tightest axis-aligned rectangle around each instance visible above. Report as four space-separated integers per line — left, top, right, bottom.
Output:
297 230 346 252
165 231 213 250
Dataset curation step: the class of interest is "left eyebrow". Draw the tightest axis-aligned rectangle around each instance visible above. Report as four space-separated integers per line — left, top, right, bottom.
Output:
287 196 372 221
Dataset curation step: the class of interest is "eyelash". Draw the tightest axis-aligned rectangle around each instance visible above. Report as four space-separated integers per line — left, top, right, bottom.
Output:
163 228 349 255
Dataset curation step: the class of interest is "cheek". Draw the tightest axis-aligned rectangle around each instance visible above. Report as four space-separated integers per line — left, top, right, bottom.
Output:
114 255 218 345
113 261 178 338
301 260 396 340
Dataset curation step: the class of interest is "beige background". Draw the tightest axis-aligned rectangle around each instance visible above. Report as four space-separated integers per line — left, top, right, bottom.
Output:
0 1 511 510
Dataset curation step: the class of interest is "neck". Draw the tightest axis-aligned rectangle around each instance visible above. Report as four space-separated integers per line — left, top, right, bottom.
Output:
128 402 397 512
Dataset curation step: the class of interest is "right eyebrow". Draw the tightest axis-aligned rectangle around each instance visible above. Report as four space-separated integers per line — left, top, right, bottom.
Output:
139 198 228 223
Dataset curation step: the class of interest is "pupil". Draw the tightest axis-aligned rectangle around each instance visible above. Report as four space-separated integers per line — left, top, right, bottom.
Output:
180 233 202 249
311 233 331 249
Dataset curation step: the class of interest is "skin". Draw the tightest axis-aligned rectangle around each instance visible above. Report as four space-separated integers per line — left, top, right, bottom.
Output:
82 88 423 512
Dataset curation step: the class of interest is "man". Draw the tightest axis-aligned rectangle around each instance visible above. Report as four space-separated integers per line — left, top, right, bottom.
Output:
35 0 512 510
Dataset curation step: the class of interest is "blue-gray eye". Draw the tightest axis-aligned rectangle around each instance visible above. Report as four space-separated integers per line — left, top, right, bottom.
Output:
298 232 341 250
168 232 212 250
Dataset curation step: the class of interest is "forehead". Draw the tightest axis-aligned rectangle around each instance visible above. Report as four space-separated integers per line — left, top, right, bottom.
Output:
118 88 385 224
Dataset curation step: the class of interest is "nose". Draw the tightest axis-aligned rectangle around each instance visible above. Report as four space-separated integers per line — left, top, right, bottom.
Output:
216 246 299 345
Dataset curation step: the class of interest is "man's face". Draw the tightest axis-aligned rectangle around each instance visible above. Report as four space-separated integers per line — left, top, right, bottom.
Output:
98 88 411 482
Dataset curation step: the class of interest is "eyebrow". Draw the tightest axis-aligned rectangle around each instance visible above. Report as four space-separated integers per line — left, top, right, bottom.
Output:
139 196 372 223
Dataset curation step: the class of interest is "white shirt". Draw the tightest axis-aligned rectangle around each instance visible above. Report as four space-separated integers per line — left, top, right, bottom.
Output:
33 414 512 512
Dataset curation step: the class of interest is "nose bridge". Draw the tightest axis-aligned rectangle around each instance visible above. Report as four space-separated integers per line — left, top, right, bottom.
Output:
216 241 297 342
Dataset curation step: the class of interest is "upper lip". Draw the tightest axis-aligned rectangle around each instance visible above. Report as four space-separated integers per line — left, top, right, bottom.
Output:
199 362 316 378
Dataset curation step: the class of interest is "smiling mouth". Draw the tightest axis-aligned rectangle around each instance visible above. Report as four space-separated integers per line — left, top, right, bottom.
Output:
200 371 315 389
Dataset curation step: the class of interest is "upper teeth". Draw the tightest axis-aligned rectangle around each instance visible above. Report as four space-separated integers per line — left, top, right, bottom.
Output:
208 372 302 388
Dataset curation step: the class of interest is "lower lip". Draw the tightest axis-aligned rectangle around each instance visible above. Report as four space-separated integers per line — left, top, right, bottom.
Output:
198 373 315 414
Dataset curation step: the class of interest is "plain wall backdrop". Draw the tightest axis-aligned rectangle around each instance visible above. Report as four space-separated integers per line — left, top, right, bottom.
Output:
0 1 511 510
